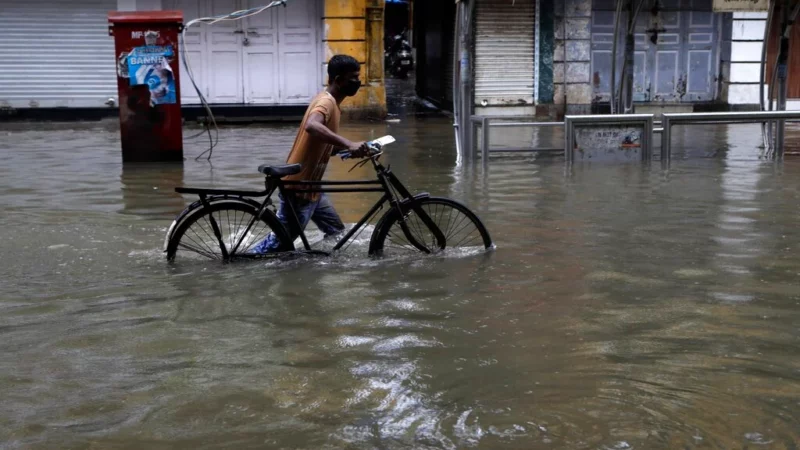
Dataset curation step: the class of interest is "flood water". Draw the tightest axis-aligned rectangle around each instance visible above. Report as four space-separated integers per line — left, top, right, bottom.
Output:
1 114 800 449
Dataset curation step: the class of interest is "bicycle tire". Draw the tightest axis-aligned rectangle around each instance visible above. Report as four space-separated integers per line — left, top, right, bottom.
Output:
166 200 292 262
369 197 493 257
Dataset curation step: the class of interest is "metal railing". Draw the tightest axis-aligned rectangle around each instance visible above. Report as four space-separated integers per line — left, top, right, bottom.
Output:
469 116 564 164
466 111 800 164
661 110 800 160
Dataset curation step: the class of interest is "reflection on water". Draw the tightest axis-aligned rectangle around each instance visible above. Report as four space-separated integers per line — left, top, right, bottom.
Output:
1 119 799 449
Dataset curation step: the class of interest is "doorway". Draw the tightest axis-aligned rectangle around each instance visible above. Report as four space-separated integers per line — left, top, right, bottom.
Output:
591 0 721 104
384 0 417 115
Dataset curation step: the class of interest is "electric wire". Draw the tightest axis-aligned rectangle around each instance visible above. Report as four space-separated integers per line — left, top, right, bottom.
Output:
178 1 291 160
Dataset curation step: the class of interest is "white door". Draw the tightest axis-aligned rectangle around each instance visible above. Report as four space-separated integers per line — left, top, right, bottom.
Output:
207 0 243 103
277 0 318 104
243 0 279 103
591 0 720 103
165 0 318 105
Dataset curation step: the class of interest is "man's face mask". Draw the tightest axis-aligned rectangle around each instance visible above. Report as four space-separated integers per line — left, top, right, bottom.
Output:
340 76 361 97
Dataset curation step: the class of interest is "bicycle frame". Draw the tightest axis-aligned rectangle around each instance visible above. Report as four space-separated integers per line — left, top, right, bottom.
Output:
178 156 443 259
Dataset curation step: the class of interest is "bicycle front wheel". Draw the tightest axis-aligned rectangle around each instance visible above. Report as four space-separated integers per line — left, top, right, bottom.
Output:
369 197 493 257
166 200 291 262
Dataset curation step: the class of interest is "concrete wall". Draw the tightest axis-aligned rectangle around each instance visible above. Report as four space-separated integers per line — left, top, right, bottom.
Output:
554 0 592 115
323 0 387 118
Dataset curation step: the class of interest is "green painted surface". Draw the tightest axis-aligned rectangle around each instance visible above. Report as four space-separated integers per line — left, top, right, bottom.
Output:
538 0 554 104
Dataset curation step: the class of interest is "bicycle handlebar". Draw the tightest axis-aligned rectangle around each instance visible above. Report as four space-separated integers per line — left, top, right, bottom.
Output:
338 143 382 160
339 135 395 160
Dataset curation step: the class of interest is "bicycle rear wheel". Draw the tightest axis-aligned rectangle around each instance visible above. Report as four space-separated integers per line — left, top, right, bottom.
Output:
166 200 291 262
369 197 493 257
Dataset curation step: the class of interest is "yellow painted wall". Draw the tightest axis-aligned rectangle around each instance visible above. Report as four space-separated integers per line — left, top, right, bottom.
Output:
323 0 387 118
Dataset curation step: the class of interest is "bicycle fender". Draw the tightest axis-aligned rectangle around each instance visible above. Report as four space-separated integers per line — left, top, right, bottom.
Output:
407 196 447 250
397 193 430 212
397 193 446 248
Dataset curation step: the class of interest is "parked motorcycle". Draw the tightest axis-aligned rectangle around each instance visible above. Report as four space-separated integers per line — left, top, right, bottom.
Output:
384 30 414 79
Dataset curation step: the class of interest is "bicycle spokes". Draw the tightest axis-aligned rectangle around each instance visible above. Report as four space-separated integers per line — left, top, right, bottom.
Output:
176 207 276 260
381 199 489 255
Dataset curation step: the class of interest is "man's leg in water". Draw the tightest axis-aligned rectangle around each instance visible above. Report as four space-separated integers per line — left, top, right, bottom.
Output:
310 194 346 238
252 194 317 254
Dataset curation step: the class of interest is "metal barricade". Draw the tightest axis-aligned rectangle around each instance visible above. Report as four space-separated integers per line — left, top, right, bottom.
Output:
660 110 800 160
468 111 800 164
469 116 564 164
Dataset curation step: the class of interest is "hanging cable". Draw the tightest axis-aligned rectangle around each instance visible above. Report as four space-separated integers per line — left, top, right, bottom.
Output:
179 1 291 161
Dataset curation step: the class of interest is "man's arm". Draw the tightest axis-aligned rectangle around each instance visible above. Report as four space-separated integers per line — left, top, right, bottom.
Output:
304 112 368 156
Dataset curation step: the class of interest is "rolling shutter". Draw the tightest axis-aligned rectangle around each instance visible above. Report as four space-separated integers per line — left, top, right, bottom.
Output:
474 0 536 107
0 0 118 109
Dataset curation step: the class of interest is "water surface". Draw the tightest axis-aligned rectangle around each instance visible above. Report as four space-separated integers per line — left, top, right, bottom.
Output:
1 118 799 449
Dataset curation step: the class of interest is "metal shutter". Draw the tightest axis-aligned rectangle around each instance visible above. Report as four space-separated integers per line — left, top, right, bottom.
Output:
473 0 536 107
0 0 118 109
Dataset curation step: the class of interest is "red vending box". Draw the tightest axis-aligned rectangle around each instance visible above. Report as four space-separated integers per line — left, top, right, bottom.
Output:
109 11 184 162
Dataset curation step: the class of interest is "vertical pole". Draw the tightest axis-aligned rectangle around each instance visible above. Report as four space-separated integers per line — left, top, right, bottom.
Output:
453 0 463 158
481 117 490 165
760 0 776 150
471 117 478 160
460 0 474 161
776 0 790 159
622 0 635 113
565 118 573 163
661 117 671 161
610 0 623 114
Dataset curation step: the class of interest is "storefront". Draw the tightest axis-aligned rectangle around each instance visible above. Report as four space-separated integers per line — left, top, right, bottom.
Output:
473 0 537 114
591 0 723 105
0 0 387 117
414 0 537 115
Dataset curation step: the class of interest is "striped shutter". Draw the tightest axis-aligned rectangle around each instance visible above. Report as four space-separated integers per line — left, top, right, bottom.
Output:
473 0 536 107
0 0 118 109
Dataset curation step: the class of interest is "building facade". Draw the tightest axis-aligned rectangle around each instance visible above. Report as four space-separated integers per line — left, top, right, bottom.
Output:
0 0 387 117
415 0 798 118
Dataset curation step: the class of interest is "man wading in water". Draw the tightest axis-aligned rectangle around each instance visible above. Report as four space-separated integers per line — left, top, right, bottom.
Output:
252 55 369 254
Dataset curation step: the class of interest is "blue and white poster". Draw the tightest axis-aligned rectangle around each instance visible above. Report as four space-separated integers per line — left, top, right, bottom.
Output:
127 45 176 105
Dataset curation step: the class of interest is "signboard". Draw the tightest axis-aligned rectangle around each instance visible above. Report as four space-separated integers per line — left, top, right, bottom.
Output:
573 126 645 161
713 0 769 12
564 114 654 163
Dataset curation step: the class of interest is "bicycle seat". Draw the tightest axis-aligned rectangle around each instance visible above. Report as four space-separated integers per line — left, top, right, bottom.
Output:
258 163 302 178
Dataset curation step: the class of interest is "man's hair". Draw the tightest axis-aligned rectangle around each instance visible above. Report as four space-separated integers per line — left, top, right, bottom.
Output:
328 55 360 84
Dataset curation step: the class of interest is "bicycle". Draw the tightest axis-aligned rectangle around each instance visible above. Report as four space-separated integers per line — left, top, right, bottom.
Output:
163 136 493 262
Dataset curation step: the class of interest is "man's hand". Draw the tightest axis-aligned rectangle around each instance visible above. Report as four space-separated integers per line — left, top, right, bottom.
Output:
305 113 371 158
346 141 370 158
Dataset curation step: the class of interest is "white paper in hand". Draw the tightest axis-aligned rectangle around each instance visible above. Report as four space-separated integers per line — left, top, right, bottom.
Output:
371 136 396 148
